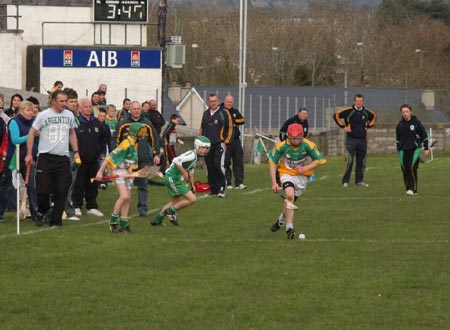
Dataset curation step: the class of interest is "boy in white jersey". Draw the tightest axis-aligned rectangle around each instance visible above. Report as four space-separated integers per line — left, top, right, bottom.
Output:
25 90 79 227
268 123 327 239
151 136 210 226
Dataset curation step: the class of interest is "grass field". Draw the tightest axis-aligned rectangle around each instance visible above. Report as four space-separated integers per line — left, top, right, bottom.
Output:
1 154 450 330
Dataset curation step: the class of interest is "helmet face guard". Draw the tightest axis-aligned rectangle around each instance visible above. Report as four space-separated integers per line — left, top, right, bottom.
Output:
287 123 303 138
194 136 211 155
287 123 303 146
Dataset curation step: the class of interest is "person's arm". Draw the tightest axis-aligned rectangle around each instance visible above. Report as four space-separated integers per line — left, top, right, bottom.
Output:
367 109 377 128
221 109 234 146
333 107 351 129
9 120 28 145
269 164 279 193
69 127 80 161
25 127 37 166
395 122 402 152
234 110 245 126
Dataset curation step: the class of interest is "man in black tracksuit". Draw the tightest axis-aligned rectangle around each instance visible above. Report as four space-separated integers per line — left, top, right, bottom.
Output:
279 107 309 140
72 98 108 215
200 94 233 197
333 94 376 187
222 95 246 189
396 104 429 195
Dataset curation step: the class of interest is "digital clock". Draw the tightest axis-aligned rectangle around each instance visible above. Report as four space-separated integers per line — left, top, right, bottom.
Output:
94 0 148 23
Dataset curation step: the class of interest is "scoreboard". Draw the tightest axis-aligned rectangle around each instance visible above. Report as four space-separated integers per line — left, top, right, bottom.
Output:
93 0 148 23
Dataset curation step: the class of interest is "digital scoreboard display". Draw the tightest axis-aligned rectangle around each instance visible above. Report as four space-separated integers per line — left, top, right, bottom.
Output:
94 0 148 23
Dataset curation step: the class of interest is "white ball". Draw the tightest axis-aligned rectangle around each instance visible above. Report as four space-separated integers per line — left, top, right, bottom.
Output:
298 233 306 240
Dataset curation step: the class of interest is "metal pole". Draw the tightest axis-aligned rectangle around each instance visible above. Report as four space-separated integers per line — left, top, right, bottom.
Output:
158 0 167 115
239 0 248 146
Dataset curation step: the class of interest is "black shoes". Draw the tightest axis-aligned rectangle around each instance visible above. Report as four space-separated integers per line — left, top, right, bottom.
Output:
109 223 120 233
119 225 132 233
286 228 296 239
271 219 282 232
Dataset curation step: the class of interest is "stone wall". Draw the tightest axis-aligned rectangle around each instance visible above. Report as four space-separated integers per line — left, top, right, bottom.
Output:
240 123 450 162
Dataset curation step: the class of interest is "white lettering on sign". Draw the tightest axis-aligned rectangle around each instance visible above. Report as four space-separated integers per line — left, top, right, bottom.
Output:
87 51 118 67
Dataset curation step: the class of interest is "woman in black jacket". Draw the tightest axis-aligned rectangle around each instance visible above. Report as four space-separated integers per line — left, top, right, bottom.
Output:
395 104 429 196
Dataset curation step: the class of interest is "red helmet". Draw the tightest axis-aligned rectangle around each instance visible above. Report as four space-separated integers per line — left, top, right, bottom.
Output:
287 123 303 138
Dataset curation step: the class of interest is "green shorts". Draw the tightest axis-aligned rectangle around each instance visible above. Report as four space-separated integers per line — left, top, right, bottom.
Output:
164 176 190 197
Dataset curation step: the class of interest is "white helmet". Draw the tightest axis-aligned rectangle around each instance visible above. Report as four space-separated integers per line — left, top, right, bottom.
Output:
194 136 211 150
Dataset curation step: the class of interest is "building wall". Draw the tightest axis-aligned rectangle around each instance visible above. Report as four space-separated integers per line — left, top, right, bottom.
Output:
0 4 159 109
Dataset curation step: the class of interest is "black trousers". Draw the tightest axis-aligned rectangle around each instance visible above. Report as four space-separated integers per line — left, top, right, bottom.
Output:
205 143 226 194
224 138 244 187
72 160 99 210
343 136 367 184
35 153 72 226
400 149 421 193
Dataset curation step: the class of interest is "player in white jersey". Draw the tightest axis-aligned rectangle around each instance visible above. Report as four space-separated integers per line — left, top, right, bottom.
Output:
151 136 210 227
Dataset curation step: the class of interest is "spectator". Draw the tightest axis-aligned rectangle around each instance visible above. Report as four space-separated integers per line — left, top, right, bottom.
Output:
25 90 80 227
114 101 160 216
105 104 117 137
141 101 150 120
222 95 246 190
97 90 107 107
395 104 429 196
162 114 183 168
279 107 309 140
62 88 80 221
199 94 233 198
26 96 41 117
0 101 39 222
96 108 112 153
0 112 8 222
91 91 101 117
146 99 165 135
117 98 131 121
333 94 376 187
47 80 63 96
4 93 23 118
72 98 108 218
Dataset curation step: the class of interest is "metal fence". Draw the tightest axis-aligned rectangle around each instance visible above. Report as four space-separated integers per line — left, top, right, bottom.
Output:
196 86 450 135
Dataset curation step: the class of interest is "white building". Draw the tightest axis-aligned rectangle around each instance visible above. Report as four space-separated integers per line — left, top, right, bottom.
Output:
0 1 162 108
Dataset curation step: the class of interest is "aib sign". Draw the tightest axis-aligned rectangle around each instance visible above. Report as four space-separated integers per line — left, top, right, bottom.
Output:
43 49 161 69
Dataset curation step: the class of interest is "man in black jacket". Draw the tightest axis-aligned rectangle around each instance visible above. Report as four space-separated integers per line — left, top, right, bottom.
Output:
199 94 233 197
223 95 246 190
279 108 309 140
333 94 377 187
72 98 108 217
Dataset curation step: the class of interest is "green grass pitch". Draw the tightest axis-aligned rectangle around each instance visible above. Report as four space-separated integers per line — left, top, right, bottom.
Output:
1 154 449 329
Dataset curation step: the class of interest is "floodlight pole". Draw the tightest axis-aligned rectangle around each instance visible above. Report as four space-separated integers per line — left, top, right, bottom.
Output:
239 0 248 147
158 0 167 114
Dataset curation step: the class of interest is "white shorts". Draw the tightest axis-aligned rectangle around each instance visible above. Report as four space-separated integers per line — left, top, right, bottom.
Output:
113 168 134 189
280 174 308 197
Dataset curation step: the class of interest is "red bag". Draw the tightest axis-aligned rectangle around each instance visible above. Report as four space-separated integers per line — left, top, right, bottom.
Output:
194 181 210 193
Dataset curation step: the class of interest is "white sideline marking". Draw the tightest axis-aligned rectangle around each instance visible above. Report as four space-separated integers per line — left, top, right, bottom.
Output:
162 237 450 244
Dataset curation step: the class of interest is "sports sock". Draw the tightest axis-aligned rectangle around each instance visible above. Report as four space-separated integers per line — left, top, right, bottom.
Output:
165 206 177 215
110 213 120 225
153 212 164 223
119 217 129 229
286 223 294 231
278 212 285 224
